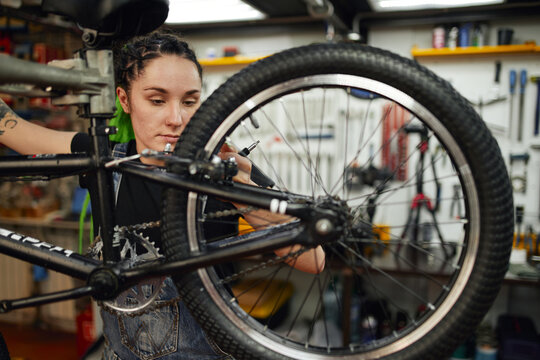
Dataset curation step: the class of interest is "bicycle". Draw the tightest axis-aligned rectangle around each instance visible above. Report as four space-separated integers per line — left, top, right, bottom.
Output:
0 1 514 359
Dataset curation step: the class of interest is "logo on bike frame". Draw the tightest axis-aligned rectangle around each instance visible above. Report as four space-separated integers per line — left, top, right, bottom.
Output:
0 228 74 257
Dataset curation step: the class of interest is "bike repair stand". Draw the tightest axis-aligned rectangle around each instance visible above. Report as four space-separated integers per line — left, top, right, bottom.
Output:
396 124 451 262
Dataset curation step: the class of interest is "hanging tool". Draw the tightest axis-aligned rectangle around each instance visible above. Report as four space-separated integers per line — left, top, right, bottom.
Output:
524 225 534 255
472 61 506 126
508 70 516 139
517 69 527 142
532 75 540 136
491 61 502 100
485 61 506 105
514 205 524 248
531 144 540 223
449 183 463 219
509 152 529 193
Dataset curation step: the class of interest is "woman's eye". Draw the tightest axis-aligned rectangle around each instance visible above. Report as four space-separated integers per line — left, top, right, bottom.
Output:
150 99 164 105
184 99 199 107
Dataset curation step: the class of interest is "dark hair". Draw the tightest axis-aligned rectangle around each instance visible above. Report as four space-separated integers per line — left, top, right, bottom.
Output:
114 29 202 91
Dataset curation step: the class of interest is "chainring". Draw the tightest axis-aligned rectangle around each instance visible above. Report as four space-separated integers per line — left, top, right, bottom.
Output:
100 228 167 315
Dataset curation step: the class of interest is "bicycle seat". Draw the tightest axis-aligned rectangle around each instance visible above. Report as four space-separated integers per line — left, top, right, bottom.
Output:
41 0 168 38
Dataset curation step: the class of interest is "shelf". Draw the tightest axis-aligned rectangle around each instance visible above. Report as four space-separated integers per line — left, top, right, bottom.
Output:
199 55 267 67
411 43 540 58
0 216 88 230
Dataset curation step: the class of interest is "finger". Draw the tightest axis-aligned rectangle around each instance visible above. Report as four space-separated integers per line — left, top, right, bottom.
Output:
220 142 236 153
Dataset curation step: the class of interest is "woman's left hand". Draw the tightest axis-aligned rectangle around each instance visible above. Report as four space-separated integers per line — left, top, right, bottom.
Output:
217 143 325 274
217 143 253 185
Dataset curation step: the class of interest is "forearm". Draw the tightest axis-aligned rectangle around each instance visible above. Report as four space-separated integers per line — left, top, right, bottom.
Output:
242 209 326 274
0 98 75 154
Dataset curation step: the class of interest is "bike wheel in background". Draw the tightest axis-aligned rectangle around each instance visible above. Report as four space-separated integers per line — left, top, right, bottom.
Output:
162 43 513 359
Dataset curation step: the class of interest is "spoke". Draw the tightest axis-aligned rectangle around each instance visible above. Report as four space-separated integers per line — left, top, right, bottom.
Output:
342 87 351 199
262 261 298 331
344 172 459 204
236 119 289 191
344 132 443 216
336 240 435 308
314 88 328 196
375 145 450 207
259 107 329 194
326 246 415 338
245 269 281 318
279 97 327 195
305 272 330 348
301 90 316 198
346 227 460 286
346 214 464 280
286 274 319 338
393 239 461 273
328 99 386 196
347 195 464 210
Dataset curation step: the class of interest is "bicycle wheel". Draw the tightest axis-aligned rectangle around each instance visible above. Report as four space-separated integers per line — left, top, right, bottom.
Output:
162 43 513 359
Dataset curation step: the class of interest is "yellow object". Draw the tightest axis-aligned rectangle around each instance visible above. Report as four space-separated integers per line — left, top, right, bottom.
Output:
231 279 294 319
513 232 537 256
373 224 391 243
411 43 540 58
199 55 268 67
364 224 391 257
238 217 254 235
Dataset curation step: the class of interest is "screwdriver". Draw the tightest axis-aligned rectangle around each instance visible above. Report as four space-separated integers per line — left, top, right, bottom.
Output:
517 69 527 142
238 140 260 156
237 140 275 188
509 70 516 139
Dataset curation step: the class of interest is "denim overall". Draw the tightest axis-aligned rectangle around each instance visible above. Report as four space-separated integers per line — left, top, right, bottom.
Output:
100 143 232 360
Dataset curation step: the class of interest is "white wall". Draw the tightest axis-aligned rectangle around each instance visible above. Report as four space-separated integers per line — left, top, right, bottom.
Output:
185 26 326 60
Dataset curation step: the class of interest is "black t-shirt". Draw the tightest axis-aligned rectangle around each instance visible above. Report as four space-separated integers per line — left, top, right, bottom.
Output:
71 133 238 250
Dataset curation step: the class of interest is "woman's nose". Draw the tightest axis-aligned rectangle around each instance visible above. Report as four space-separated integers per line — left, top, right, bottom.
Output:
166 103 185 127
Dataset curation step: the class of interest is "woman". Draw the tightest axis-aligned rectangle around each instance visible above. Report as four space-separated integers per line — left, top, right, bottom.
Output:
0 30 324 359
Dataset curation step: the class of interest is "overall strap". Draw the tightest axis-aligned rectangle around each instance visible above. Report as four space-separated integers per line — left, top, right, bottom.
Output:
111 142 129 204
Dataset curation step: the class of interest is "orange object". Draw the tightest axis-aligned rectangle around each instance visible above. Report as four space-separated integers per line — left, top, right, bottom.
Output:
76 304 95 358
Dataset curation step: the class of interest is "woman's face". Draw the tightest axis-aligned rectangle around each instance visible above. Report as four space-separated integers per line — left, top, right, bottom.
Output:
117 55 202 156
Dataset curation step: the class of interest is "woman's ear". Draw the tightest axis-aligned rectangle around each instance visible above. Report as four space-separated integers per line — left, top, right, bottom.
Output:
116 87 130 114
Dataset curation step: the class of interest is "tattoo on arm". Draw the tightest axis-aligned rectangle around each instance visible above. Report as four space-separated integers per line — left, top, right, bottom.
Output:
0 98 19 136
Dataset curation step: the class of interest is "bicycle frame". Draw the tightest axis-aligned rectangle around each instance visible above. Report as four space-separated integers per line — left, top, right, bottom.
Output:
0 48 331 313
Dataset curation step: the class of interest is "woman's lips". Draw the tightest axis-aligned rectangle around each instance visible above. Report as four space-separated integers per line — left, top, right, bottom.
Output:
161 135 179 143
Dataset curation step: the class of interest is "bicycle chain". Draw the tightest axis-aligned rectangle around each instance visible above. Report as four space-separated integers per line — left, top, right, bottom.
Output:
111 205 259 233
204 205 260 219
204 205 311 285
115 220 161 233
110 207 307 288
218 247 308 285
